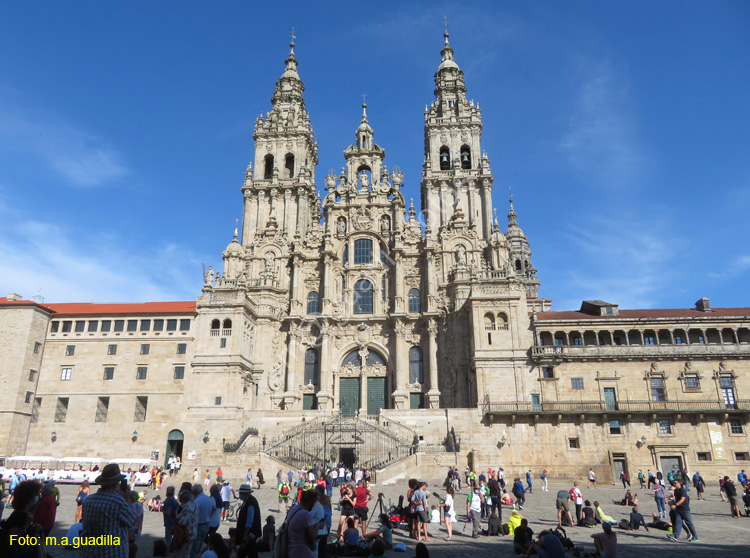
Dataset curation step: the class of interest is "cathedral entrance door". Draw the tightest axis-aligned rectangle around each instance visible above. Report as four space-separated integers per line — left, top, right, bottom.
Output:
165 429 184 468
339 447 356 469
340 378 360 417
366 377 387 416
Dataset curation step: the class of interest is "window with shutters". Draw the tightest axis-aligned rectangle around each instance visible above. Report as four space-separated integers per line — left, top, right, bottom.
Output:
95 397 110 422
134 396 148 422
55 397 69 422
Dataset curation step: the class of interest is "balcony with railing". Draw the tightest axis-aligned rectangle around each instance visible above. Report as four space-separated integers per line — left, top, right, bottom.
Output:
482 397 750 416
530 343 750 362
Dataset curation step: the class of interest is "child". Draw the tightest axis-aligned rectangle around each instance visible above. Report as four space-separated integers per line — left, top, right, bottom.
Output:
429 504 440 523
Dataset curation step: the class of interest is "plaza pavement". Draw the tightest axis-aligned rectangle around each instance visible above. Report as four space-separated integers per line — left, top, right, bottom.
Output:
35 475 749 558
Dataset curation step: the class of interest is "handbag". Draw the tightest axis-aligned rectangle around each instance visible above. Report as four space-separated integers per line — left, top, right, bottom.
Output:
170 522 190 552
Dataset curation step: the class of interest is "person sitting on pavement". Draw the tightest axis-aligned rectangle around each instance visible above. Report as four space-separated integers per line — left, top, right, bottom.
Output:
612 490 638 506
594 501 617 525
524 529 565 558
646 512 671 531
628 506 649 532
506 509 523 536
591 522 618 558
580 500 597 527
512 518 534 555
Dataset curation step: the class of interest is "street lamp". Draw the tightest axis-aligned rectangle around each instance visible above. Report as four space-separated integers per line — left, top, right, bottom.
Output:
132 430 138 442
203 431 210 444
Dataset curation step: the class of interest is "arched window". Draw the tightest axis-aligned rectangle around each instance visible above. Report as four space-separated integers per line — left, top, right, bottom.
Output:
222 319 232 330
264 154 274 179
353 279 373 314
304 348 319 385
460 145 471 169
354 238 373 264
285 154 295 179
408 289 421 313
307 292 320 315
515 259 522 272
210 319 220 330
409 347 424 384
484 313 495 330
439 146 450 170
342 348 386 367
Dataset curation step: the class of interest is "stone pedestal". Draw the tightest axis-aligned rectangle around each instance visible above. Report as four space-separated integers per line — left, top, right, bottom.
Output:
427 389 441 409
392 389 408 410
316 391 334 411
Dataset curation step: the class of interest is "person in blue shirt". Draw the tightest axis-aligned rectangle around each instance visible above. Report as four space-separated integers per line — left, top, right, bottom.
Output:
738 470 747 485
526 470 533 494
513 478 526 509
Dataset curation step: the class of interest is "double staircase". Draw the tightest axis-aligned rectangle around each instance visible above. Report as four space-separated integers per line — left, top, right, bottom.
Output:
235 414 419 471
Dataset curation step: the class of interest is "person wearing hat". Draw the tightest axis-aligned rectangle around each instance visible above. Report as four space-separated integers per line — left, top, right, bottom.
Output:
80 463 136 558
236 484 262 558
591 521 617 558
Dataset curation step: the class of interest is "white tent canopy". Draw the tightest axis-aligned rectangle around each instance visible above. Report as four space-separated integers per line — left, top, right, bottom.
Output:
7 456 58 462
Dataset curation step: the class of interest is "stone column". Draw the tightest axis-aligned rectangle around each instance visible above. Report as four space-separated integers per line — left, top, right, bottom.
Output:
317 322 334 410
392 319 408 409
425 252 435 312
242 192 257 246
283 189 292 232
427 318 441 408
467 180 476 228
290 255 302 316
322 254 332 314
394 252 404 313
284 324 301 409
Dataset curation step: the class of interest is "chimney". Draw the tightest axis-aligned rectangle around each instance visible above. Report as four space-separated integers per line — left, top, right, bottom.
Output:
6 293 22 301
695 297 711 312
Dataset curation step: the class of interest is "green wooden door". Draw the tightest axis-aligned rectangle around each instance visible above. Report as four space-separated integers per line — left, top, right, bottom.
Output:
340 378 360 417
367 377 387 416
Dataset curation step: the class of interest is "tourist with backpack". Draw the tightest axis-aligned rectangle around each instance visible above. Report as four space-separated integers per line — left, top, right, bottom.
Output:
277 489 324 558
279 481 291 512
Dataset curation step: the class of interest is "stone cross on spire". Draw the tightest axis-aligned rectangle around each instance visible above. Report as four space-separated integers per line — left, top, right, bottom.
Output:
289 26 296 43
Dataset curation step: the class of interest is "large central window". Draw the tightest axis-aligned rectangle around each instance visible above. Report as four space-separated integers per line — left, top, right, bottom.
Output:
353 279 374 314
354 239 373 264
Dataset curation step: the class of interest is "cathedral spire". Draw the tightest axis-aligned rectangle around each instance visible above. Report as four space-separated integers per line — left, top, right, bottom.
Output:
508 195 518 228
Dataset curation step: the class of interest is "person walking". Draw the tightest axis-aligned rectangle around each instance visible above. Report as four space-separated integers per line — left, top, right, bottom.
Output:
638 470 645 489
647 470 656 489
540 470 549 492
256 468 264 490
74 480 90 524
220 480 236 522
666 479 698 543
692 472 705 500
653 480 667 518
526 470 533 494
588 469 597 489
512 478 526 510
467 485 484 539
279 480 291 512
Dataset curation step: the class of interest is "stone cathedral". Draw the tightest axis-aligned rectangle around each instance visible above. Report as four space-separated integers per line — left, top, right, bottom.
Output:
2 33 748 483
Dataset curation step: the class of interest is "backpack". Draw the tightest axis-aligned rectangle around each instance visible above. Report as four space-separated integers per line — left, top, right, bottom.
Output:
281 484 289 495
617 519 630 530
273 506 302 558
552 526 575 550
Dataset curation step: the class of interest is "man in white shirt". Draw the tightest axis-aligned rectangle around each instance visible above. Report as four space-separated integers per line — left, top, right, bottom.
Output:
220 480 237 522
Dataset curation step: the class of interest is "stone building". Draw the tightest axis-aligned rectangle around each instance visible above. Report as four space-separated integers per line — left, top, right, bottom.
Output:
1 33 748 482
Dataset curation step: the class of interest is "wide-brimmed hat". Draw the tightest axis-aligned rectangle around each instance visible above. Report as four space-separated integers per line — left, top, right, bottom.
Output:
95 463 126 486
238 484 253 494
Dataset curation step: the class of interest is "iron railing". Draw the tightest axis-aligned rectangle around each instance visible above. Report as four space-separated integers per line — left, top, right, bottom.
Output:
482 398 750 415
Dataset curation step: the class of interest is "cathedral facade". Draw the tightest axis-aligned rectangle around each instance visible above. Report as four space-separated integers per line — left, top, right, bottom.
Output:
1 34 748 482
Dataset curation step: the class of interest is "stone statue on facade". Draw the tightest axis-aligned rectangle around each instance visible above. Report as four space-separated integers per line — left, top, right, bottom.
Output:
264 253 274 271
204 266 214 286
337 218 347 235
380 215 390 233
456 245 466 266
359 171 369 190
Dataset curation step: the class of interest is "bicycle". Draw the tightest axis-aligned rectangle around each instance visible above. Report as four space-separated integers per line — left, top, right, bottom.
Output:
227 497 242 519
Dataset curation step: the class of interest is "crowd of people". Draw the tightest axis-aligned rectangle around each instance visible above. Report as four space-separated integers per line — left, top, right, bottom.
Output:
2 462 750 558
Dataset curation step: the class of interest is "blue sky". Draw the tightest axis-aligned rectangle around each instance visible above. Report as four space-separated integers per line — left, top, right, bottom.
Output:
1 1 748 310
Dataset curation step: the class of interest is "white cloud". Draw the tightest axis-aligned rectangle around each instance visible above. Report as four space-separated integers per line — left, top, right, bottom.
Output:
553 215 679 310
0 204 202 303
559 60 644 189
0 88 128 187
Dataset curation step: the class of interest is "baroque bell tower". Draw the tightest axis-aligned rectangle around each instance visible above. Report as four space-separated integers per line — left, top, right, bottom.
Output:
241 35 319 247
421 28 495 242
